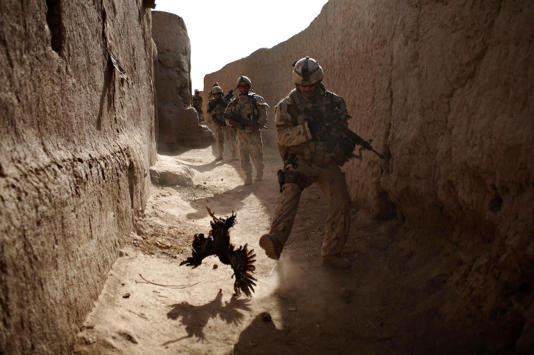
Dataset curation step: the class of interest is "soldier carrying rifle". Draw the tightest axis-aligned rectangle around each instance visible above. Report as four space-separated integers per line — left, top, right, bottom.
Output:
260 57 383 269
207 85 237 161
191 89 203 122
224 75 268 185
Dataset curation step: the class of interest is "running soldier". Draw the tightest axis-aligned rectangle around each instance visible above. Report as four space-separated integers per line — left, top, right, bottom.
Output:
259 57 353 269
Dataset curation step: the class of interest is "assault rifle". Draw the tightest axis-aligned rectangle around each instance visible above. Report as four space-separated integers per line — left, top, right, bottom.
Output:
223 111 266 129
207 98 227 126
207 98 224 114
304 108 384 164
224 89 234 101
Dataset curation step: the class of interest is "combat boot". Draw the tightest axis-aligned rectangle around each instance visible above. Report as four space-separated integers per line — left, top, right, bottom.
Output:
255 172 263 182
244 174 252 185
259 234 283 260
322 254 352 269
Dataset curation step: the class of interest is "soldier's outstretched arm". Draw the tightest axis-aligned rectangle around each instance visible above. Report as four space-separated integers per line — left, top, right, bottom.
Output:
275 102 313 147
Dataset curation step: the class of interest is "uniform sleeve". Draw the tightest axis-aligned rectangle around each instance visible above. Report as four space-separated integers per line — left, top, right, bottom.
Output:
333 95 351 124
275 101 313 147
255 96 269 126
224 100 238 127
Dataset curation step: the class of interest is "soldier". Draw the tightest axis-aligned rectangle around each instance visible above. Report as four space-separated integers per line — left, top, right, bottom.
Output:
192 89 203 122
207 85 236 161
224 75 268 185
259 57 352 269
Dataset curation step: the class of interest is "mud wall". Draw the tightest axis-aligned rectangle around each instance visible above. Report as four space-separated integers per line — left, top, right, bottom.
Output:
0 0 156 353
205 0 534 344
152 11 212 151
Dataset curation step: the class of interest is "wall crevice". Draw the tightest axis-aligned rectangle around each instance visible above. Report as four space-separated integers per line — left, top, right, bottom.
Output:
45 0 64 54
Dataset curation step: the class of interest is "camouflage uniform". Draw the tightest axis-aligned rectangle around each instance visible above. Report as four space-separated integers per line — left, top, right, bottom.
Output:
224 125 237 160
192 92 203 122
207 95 236 160
224 90 268 184
264 85 352 259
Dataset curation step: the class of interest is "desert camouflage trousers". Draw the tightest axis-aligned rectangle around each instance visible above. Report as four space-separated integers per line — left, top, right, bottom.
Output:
236 129 264 179
268 159 351 257
214 125 237 159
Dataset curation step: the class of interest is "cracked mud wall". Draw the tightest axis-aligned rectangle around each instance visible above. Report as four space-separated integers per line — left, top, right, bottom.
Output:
205 0 534 342
152 11 213 151
0 0 156 353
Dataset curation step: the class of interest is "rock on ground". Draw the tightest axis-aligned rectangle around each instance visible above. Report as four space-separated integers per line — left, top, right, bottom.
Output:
150 155 194 187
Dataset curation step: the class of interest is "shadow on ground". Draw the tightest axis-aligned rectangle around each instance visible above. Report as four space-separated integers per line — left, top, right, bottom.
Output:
232 202 525 354
184 153 282 221
180 159 227 173
185 185 254 220
165 289 251 345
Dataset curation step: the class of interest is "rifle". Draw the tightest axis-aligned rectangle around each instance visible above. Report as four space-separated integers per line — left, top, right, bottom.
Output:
304 108 384 163
207 98 227 126
223 111 266 129
224 89 234 101
207 98 223 114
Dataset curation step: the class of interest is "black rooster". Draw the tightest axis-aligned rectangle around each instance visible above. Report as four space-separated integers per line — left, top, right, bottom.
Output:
180 208 257 297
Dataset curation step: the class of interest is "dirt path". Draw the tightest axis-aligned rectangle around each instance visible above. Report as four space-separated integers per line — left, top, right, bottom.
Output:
74 146 460 354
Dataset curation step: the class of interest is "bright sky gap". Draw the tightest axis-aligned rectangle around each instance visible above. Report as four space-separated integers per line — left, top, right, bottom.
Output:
155 0 329 90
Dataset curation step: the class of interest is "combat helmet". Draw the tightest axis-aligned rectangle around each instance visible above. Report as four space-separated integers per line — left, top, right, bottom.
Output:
211 85 223 95
292 57 324 86
236 75 252 88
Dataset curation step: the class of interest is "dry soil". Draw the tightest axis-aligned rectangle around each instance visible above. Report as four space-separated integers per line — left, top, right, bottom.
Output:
74 146 460 354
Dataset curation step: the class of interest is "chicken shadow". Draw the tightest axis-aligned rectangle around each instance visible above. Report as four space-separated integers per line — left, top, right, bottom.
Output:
165 289 251 344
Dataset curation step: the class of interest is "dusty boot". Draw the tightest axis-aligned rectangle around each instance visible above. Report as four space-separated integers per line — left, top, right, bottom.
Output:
322 254 352 269
244 174 253 185
255 172 263 182
215 156 223 161
259 234 283 260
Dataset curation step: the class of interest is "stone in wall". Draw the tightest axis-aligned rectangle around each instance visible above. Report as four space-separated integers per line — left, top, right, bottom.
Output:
152 11 213 151
0 0 156 352
205 0 534 350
